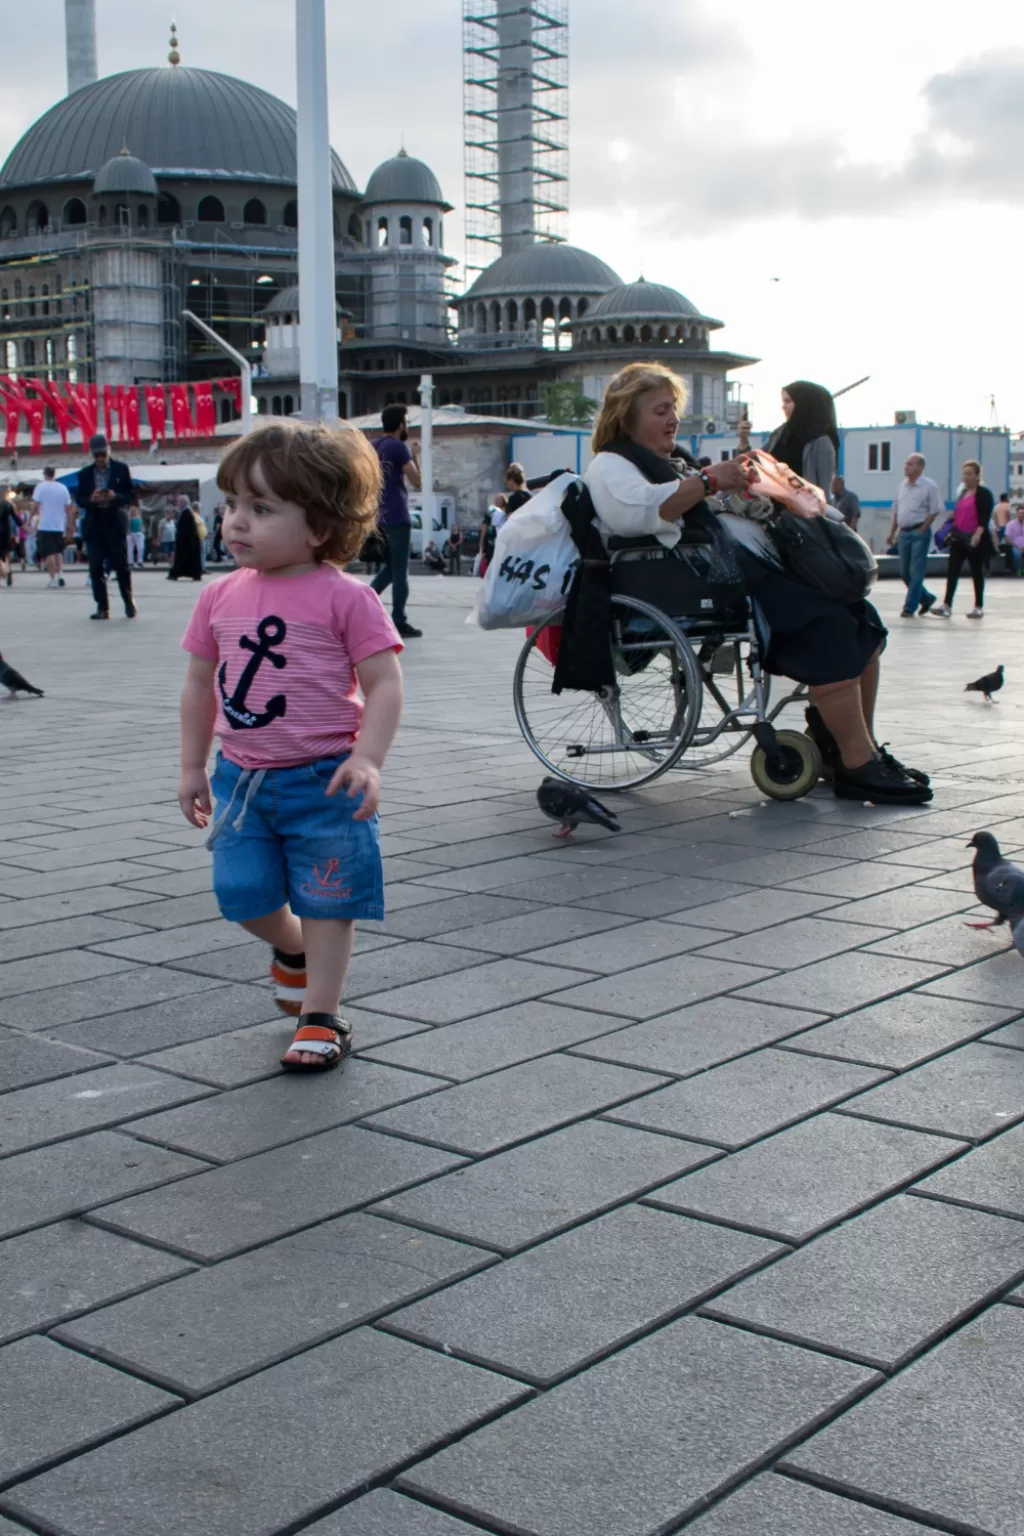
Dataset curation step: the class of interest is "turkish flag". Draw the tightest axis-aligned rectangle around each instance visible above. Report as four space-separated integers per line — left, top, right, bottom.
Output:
143 385 167 443
117 386 141 446
217 376 243 416
193 380 217 436
169 383 196 438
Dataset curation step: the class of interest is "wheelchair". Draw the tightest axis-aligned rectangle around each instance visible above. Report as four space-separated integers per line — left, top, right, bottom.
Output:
513 528 823 799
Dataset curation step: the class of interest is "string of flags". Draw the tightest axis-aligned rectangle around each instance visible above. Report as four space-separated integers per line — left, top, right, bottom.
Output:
0 375 244 455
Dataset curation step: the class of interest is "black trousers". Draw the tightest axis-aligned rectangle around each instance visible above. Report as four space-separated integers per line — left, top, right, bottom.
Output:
944 540 985 608
87 519 134 613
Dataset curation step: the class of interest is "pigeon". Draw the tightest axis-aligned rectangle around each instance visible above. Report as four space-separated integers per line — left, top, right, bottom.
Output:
966 832 1024 935
537 777 620 840
965 664 1004 703
0 652 43 699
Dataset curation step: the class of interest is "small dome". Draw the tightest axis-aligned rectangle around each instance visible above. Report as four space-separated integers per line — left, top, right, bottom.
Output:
588 279 701 322
464 243 622 301
363 149 451 210
92 148 158 196
260 284 342 317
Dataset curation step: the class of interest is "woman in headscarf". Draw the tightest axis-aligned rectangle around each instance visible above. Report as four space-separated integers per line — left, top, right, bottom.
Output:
763 380 840 493
167 500 203 581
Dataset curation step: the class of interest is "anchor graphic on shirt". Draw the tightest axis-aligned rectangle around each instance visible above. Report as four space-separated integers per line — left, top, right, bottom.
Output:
218 615 288 729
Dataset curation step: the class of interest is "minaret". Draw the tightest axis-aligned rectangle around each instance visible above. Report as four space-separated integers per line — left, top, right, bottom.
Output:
65 0 98 95
496 2 535 255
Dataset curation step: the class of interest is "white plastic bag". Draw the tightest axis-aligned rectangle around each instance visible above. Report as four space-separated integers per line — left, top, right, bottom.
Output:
469 472 581 630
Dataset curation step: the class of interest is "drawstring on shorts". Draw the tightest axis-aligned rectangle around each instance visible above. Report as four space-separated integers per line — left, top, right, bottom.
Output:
205 767 266 849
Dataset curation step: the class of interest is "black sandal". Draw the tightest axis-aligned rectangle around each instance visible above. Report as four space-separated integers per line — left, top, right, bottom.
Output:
280 1013 352 1073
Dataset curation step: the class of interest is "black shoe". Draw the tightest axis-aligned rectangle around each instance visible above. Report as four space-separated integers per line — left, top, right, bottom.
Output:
396 621 422 638
834 755 933 804
4 572 10 587
89 609 109 620
919 592 936 615
876 742 930 787
57 576 65 588
804 705 840 782
124 602 138 618
899 609 915 619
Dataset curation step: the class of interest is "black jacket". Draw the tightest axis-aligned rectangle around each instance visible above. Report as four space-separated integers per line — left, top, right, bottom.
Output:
76 459 136 534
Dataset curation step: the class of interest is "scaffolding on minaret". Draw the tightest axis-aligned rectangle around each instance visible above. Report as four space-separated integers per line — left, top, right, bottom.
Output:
462 0 569 277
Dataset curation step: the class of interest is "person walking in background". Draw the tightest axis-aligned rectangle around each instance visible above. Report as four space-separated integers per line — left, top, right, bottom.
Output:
830 474 861 530
447 522 463 574
993 492 1012 551
127 505 145 569
76 433 137 620
0 483 18 587
1003 503 1024 575
31 466 71 588
930 459 994 619
763 380 838 492
168 500 204 581
158 511 176 564
886 453 943 618
504 463 531 514
371 403 423 639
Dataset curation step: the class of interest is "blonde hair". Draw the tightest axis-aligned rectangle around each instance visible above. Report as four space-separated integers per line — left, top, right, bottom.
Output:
592 363 688 453
506 461 526 486
962 459 982 478
217 419 381 566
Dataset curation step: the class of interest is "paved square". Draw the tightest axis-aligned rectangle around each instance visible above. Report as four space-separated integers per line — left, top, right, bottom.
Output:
2 572 1024 1532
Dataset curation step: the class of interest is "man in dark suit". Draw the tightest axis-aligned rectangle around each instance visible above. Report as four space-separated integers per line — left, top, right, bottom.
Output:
76 433 137 619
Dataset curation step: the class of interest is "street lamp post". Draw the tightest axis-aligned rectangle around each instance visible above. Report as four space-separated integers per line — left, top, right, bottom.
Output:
181 310 252 434
419 373 435 545
295 0 338 422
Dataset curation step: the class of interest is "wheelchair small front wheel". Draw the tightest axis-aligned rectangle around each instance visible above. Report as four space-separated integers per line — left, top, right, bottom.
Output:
750 730 822 801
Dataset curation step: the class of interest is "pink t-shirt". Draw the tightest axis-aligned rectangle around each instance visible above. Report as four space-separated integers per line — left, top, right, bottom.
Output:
953 492 979 535
182 566 402 768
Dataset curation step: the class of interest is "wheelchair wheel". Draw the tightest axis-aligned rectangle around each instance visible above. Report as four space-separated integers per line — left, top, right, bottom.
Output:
513 595 703 790
685 634 770 769
750 730 822 801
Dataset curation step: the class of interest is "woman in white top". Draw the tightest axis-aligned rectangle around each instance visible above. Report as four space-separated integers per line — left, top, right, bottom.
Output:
583 363 929 805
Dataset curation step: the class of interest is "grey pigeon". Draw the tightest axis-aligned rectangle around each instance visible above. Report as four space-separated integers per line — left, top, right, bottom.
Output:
537 777 620 840
0 651 43 699
967 832 1024 934
965 664 1004 703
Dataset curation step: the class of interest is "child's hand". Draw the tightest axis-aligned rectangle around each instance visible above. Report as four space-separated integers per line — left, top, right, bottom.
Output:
327 756 380 819
179 769 213 828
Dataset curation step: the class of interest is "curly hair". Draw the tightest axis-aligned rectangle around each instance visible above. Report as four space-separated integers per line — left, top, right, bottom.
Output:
216 419 381 566
591 363 688 453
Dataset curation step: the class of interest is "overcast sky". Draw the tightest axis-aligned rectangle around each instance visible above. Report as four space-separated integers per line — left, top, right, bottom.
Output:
2 0 1021 433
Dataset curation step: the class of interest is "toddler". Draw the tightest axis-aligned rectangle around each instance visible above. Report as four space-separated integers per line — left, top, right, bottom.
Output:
178 420 403 1072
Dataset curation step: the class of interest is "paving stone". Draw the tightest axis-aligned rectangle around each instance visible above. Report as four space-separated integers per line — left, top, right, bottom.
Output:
364 1000 619 1081
303 1492 484 1535
123 868 219 898
367 1053 665 1155
57 1212 491 1396
572 996 825 1076
915 1118 1024 1218
783 862 926 898
335 941 484 1001
0 1034 110 1093
373 1119 717 1253
0 1130 205 1240
86 922 258 965
0 1219 194 1345
0 915 150 964
693 849 852 889
607 1048 886 1148
387 1204 782 1384
734 952 948 1015
681 888 844 933
837 1041 1024 1142
822 884 976 929
378 892 540 941
0 1334 178 1486
647 1113 964 1243
984 1017 1024 1052
165 944 271 982
2 1329 527 1536
707 1190 1024 1372
128 1059 446 1162
0 888 170 931
138 1013 426 1088
93 1126 464 1260
440 905 634 957
0 948 138 1000
0 1516 32 1534
0 967 220 1032
923 949 1024 1007
609 840 761 880
575 875 757 919
398 1315 876 1536
523 918 728 973
0 838 181 873
0 1062 213 1157
780 1307 1024 1535
101 891 226 930
784 992 1017 1070
865 914 1013 968
695 915 884 970
51 982 279 1055
0 861 172 901
357 957 594 1024
490 863 667 906
686 1475 941 1535
378 881 454 913
797 826 943 860
400 853 565 893
550 954 773 1021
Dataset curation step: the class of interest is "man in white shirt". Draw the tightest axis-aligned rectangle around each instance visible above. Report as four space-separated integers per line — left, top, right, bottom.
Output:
32 466 72 588
886 454 945 618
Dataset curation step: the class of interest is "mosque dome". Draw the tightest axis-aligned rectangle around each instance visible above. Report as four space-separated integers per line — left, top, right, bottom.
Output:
91 148 158 197
0 66 357 191
363 149 451 210
464 243 622 301
588 278 702 323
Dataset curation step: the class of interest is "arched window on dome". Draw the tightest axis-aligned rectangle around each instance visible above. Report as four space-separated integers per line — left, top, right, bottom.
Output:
0 206 15 237
41 284 49 317
675 325 685 341
272 395 282 415
577 297 589 316
475 302 486 334
157 192 181 225
422 217 433 247
607 326 618 343
506 299 518 332
591 326 600 344
348 211 362 243
27 286 36 317
197 196 225 223
23 339 36 367
658 324 669 342
283 200 299 229
523 297 537 326
62 197 87 227
364 218 371 246
640 324 652 343
377 217 389 247
115 204 131 228
399 216 412 246
244 198 267 226
558 297 572 320
283 394 294 415
137 204 149 228
26 201 49 234
623 324 636 343
490 300 502 333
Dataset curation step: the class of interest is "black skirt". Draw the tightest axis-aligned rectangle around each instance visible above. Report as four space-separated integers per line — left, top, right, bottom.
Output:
737 553 887 687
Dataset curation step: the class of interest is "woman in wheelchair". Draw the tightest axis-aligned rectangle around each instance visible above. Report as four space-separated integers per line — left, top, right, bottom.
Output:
583 363 930 805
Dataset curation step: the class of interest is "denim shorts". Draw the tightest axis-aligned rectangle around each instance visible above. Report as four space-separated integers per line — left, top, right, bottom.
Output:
208 754 384 922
